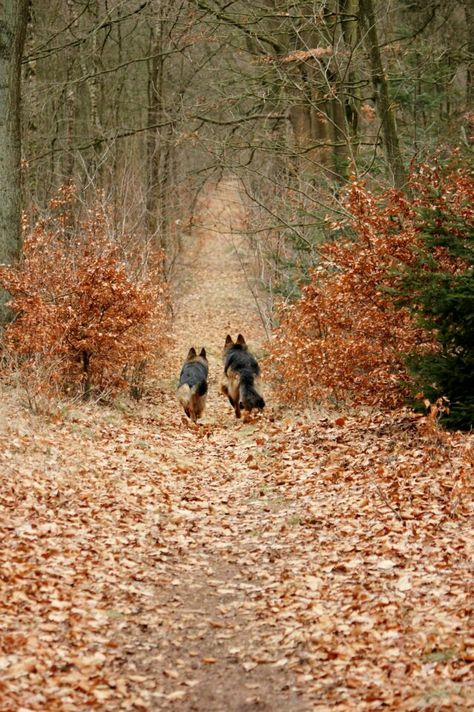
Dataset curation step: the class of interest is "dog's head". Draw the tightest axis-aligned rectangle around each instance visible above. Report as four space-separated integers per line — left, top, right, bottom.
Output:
186 346 207 364
224 334 247 353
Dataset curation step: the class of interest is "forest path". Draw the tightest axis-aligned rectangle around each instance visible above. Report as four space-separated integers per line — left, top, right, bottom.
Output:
164 175 268 421
118 178 312 711
1 180 472 711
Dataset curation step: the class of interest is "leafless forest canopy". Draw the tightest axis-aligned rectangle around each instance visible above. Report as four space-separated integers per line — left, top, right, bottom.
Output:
20 0 472 280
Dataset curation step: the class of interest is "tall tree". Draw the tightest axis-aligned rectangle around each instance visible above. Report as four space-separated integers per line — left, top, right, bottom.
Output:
359 0 406 188
146 0 172 251
0 0 29 319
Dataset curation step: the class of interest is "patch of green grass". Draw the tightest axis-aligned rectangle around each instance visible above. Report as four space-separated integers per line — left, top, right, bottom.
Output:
105 610 125 620
135 439 151 450
423 647 458 663
269 496 288 512
239 423 259 436
249 483 273 501
111 398 133 414
60 408 83 421
420 682 468 708
70 424 96 438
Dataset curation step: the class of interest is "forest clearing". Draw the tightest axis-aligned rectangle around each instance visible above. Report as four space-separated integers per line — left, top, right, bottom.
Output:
1 1 473 710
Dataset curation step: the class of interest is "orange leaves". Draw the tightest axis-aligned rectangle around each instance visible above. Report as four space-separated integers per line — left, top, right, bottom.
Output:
279 47 333 63
259 47 333 65
1 391 472 709
265 167 460 408
0 186 170 399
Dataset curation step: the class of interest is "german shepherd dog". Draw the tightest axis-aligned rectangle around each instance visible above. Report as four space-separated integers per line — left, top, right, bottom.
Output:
221 334 265 418
177 347 208 422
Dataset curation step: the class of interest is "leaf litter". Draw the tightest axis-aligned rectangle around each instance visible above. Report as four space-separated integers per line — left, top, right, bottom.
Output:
1 179 473 711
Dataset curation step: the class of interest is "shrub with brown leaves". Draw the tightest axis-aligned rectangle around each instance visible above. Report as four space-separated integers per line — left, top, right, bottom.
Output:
267 159 472 409
0 185 170 400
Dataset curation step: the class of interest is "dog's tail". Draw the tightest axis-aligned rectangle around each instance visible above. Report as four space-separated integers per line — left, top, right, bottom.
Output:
239 369 265 410
194 380 208 397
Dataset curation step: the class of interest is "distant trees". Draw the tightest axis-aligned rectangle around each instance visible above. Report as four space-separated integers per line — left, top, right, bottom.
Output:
22 0 204 266
184 1 472 300
13 0 471 268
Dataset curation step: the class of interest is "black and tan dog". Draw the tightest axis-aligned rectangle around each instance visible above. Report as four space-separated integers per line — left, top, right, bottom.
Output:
221 334 265 418
177 347 208 422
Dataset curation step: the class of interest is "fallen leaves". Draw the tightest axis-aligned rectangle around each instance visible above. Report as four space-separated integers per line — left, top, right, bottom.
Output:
1 181 473 711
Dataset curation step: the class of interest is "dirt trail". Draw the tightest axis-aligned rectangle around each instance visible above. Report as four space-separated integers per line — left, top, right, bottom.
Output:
166 176 267 404
113 179 310 711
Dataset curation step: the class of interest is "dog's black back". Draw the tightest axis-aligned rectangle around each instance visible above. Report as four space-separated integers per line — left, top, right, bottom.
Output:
223 335 265 415
177 347 209 422
224 344 260 378
179 360 208 396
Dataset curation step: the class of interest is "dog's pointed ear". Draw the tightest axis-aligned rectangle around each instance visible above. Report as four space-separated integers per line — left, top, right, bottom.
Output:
187 347 197 359
199 347 206 359
225 335 233 347
236 334 246 346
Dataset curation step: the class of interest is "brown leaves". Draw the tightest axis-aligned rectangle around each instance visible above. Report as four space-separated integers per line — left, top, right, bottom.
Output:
279 47 333 63
0 185 170 400
258 47 333 65
266 161 474 409
1 179 472 711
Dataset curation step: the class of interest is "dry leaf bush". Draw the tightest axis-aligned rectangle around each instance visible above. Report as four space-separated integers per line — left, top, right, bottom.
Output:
267 158 472 409
0 185 170 402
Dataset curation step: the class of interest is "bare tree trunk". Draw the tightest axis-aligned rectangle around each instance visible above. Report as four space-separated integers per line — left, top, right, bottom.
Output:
359 0 406 188
146 5 166 248
288 50 331 180
63 0 78 184
339 0 361 144
0 0 29 322
331 83 348 181
324 0 349 182
465 2 474 116
85 0 104 185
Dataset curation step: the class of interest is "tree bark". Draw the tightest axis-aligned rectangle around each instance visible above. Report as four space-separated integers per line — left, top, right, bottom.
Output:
0 0 29 322
146 2 167 249
331 82 348 181
359 0 406 188
339 0 360 143
0 2 28 254
465 2 474 115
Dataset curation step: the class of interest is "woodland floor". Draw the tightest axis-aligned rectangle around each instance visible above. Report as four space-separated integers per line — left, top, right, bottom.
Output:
1 180 473 711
